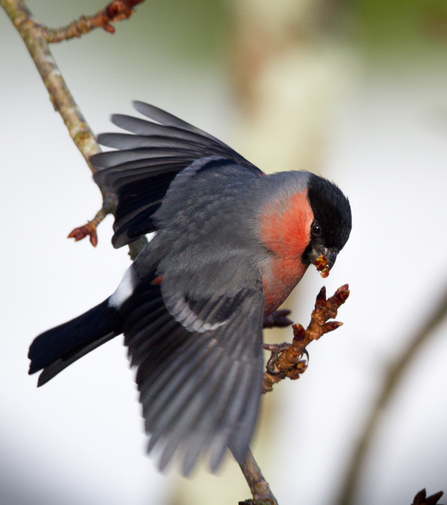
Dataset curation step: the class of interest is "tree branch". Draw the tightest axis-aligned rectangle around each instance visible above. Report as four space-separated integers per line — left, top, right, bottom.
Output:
240 285 350 504
0 0 147 259
335 280 447 505
412 488 444 505
263 285 349 394
42 0 146 43
239 449 278 505
1 0 102 173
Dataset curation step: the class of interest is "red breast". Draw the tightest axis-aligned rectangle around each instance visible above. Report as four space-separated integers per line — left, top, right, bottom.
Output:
258 190 314 317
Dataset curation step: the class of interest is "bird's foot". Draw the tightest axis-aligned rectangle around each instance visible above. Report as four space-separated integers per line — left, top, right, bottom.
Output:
263 342 291 374
262 284 350 393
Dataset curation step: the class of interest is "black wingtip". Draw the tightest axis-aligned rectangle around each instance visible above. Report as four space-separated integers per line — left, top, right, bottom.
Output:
28 365 38 376
27 362 49 388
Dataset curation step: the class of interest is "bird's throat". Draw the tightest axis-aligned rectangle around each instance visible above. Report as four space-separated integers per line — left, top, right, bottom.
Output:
258 190 313 316
262 258 309 317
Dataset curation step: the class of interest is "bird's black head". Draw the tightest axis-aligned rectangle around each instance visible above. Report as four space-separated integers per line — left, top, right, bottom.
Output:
303 173 352 276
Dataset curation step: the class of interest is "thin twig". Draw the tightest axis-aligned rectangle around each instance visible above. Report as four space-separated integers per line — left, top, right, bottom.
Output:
335 281 447 505
42 0 146 43
1 0 102 174
263 284 349 394
412 488 444 505
68 204 111 247
239 449 278 505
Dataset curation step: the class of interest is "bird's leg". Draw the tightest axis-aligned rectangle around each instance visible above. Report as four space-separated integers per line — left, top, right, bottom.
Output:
263 309 293 328
263 343 291 352
263 309 294 375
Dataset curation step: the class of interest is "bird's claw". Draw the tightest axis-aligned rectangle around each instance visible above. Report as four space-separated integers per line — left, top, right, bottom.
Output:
263 285 349 393
264 342 291 374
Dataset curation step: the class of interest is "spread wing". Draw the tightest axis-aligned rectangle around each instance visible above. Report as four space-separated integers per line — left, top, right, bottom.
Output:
120 264 264 475
91 102 262 248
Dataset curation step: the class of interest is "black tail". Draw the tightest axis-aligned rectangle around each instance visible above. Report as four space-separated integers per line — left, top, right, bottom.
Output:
28 299 122 387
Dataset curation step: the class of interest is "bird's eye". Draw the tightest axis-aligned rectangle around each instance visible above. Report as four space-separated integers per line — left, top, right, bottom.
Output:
312 224 321 236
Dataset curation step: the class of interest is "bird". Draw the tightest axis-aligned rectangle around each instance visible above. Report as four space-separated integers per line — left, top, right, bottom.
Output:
28 101 352 476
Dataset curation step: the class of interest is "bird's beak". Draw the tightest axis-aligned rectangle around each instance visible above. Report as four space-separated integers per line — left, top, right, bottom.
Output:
309 248 338 278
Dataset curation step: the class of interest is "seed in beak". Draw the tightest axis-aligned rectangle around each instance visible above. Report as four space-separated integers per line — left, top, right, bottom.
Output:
313 254 330 278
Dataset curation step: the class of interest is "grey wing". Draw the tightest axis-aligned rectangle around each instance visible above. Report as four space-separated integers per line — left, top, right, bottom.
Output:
91 102 262 248
120 264 264 475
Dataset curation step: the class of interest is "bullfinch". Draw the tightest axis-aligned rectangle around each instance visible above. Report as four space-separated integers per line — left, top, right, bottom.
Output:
28 102 352 475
